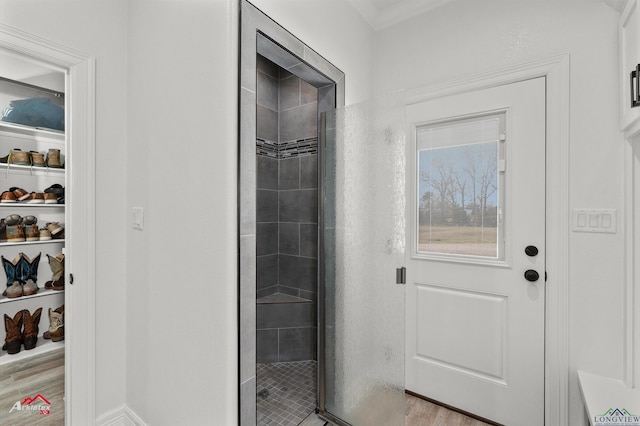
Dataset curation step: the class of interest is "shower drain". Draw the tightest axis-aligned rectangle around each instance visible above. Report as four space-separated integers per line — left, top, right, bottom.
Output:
257 388 270 398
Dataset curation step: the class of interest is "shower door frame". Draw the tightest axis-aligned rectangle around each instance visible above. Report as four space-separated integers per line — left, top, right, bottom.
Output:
238 1 345 424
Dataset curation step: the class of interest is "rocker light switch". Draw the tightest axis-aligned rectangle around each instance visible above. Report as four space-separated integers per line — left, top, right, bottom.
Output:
572 209 616 234
133 207 144 230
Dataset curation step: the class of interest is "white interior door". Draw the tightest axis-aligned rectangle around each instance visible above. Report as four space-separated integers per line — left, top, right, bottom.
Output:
405 78 546 425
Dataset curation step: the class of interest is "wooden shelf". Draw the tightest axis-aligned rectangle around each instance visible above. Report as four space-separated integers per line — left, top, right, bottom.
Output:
0 163 65 176
0 239 64 247
0 288 64 306
0 338 63 366
0 121 64 139
0 203 63 208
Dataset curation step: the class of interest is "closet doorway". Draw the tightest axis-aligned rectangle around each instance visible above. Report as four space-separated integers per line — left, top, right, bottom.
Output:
0 24 97 425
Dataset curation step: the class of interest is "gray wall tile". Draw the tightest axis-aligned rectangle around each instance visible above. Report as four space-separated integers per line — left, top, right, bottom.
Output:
300 79 318 105
280 103 317 142
257 189 278 222
257 156 278 190
299 224 318 258
256 329 279 363
257 104 278 141
279 157 299 190
279 222 299 255
257 254 278 290
257 222 278 256
240 235 256 383
240 376 256 426
257 54 279 79
257 301 314 328
299 155 318 189
279 255 317 292
279 75 300 111
279 189 317 223
279 327 316 362
257 71 278 111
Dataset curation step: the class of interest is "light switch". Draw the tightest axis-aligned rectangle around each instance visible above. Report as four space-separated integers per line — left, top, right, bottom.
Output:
572 209 616 234
133 207 144 230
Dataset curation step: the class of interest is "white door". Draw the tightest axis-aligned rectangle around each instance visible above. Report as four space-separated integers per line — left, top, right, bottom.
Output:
405 78 546 425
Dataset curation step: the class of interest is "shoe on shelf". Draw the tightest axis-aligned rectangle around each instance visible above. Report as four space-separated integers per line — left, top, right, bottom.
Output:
0 219 7 243
30 152 45 167
6 224 25 242
1 254 20 295
4 281 22 298
44 184 64 204
8 149 30 166
19 252 40 289
43 193 57 204
4 214 21 226
46 222 63 236
45 253 64 291
38 228 51 241
22 308 42 350
27 192 45 204
22 216 37 226
0 153 8 164
0 191 16 203
22 279 38 296
43 306 63 342
3 311 23 354
9 187 30 201
46 149 62 168
25 225 39 242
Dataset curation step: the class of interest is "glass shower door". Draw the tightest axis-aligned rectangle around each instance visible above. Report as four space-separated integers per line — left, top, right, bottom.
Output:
319 96 406 426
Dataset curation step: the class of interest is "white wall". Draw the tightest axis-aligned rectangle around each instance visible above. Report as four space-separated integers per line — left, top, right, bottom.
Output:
374 1 622 423
0 0 128 419
125 0 239 424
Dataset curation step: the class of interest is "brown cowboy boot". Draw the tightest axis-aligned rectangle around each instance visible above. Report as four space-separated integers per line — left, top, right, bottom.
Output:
22 308 42 350
3 311 23 354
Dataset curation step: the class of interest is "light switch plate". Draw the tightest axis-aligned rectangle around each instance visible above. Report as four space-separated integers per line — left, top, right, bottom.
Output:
572 209 616 233
133 207 144 230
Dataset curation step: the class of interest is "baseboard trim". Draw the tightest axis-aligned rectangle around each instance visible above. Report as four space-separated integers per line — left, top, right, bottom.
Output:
95 404 147 426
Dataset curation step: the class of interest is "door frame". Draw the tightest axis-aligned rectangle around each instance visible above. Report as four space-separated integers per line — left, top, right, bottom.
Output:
238 2 346 424
405 54 570 425
0 24 97 425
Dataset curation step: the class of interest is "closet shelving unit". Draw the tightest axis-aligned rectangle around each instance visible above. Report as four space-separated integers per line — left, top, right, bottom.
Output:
0 77 66 365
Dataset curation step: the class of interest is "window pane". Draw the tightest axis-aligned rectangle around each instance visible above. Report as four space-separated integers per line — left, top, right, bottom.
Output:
417 117 502 258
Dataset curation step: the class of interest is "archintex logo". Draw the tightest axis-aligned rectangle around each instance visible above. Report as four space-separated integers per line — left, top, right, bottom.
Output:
9 393 51 415
594 408 640 425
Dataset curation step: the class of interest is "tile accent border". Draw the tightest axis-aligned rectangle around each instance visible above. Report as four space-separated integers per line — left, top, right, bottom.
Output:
257 137 318 158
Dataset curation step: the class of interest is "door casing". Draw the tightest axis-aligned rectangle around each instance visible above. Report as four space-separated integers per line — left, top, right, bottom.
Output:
405 55 571 425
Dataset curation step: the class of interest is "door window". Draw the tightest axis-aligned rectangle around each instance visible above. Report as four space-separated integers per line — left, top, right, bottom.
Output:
416 114 505 259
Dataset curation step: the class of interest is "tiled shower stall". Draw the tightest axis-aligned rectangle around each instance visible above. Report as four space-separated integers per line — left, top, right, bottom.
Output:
256 55 318 363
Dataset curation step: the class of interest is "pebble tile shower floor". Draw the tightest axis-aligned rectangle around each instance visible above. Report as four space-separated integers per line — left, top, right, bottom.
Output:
257 360 316 425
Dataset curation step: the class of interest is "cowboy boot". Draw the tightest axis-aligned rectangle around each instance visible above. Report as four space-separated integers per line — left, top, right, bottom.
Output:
45 253 64 291
43 306 63 342
20 253 40 296
22 308 42 350
1 254 22 298
3 311 23 354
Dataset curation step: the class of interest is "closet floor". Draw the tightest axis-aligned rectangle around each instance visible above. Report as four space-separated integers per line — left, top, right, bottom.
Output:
0 347 64 425
257 360 316 425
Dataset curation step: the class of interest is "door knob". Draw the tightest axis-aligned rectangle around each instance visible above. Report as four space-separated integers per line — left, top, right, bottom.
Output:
525 245 539 257
524 270 540 282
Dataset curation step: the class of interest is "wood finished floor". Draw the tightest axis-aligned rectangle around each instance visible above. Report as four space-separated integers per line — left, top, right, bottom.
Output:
405 394 491 426
0 347 64 426
0 350 487 426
